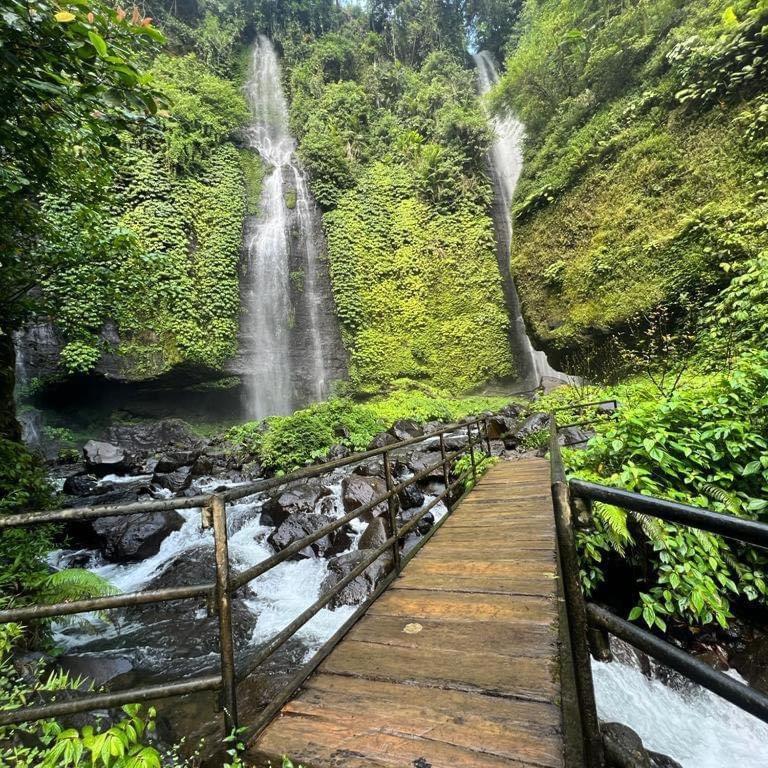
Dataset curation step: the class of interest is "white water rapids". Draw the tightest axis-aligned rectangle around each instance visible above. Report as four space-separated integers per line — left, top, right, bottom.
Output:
238 36 340 420
474 51 568 391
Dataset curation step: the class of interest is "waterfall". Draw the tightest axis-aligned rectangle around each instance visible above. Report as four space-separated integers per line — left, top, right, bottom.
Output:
473 51 568 391
238 36 346 421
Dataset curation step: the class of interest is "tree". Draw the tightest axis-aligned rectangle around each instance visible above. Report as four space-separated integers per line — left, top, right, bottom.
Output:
0 0 164 439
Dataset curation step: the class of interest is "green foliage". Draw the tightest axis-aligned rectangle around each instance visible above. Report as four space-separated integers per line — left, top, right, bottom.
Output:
227 390 510 473
565 351 768 630
494 0 768 360
455 452 499 492
150 54 249 171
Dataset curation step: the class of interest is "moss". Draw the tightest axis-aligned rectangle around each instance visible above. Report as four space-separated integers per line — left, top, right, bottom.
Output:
239 149 265 216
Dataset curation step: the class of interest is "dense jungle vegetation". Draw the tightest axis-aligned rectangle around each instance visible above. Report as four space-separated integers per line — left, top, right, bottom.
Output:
1 0 768 763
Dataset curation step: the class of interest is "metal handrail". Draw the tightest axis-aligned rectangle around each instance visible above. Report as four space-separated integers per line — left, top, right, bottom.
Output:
549 404 768 768
0 415 492 734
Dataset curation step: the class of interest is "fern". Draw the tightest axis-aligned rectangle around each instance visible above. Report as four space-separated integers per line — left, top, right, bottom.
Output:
595 503 632 553
699 482 742 516
40 569 120 629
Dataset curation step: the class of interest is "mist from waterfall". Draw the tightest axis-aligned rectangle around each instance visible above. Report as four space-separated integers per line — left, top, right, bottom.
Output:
474 51 568 390
239 36 341 420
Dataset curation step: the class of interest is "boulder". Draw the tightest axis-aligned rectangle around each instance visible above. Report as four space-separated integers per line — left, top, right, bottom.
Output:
513 412 550 442
358 517 388 550
602 722 650 768
105 419 202 455
398 483 425 510
191 454 214 476
406 451 445 479
321 549 392 609
267 513 352 559
153 465 193 494
485 415 516 440
83 441 132 477
732 635 768 694
353 459 386 478
401 506 434 536
261 482 332 527
650 753 683 768
155 450 200 473
90 510 186 562
366 431 398 451
342 474 388 520
388 419 423 441
557 426 594 448
63 474 99 497
442 434 468 452
67 488 146 510
500 403 524 419
327 444 351 461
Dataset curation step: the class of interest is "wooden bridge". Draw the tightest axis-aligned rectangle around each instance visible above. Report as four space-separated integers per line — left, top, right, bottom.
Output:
249 459 572 768
4 405 768 768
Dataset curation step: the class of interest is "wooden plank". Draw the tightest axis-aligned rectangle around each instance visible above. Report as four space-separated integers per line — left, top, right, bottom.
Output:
248 459 564 768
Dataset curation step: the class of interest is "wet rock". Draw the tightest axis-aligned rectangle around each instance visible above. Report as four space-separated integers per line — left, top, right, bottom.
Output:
267 513 351 559
442 433 468 452
732 635 768 694
67 488 146 510
649 753 683 768
557 426 594 448
500 403 524 419
191 454 214 476
485 415 516 440
342 474 388 520
83 441 132 477
90 510 186 562
57 654 134 688
321 550 392 608
358 517 388 550
261 482 332 528
513 412 550 441
398 483 425 510
105 419 202 455
602 722 650 767
388 419 423 441
327 444 351 461
405 451 445 479
353 459 386 478
63 474 99 497
366 431 398 450
401 506 434 536
153 465 193 494
155 450 200 473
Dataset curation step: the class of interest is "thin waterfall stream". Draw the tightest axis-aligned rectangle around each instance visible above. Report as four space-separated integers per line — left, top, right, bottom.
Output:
237 36 345 421
474 51 568 390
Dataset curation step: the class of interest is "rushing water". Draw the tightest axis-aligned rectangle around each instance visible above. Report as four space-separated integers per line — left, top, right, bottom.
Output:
474 51 568 391
238 36 344 420
593 640 768 767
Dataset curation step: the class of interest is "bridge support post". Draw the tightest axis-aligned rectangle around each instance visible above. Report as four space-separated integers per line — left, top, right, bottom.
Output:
383 450 402 573
439 434 451 506
466 423 477 483
483 416 492 456
211 494 239 736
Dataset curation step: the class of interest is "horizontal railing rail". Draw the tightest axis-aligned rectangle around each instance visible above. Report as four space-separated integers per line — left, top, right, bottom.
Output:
549 405 768 768
0 414 493 737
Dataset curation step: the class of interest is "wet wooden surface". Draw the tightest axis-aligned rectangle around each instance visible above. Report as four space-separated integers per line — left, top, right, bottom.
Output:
248 458 563 768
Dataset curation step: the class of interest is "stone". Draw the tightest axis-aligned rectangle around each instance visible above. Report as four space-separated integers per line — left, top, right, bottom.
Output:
602 722 651 768
500 403 524 419
63 474 99 497
388 419 423 441
398 483 425 510
155 450 200 473
261 482 332 528
353 459 386 478
83 440 132 477
105 419 202 455
191 454 214 476
441 434 468 452
342 474 388 520
267 513 352 559
401 506 434 535
366 431 398 451
405 451 445 479
321 549 392 609
326 443 351 461
90 510 186 562
57 654 134 688
67 488 145 510
557 426 594 448
732 635 768 694
358 517 388 550
485 415 516 440
513 412 550 441
153 465 193 494
649 752 683 768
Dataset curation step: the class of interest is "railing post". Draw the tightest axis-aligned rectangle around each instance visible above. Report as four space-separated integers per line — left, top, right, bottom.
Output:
438 433 451 508
466 422 477 483
549 417 605 768
211 495 238 736
483 416 492 456
382 450 401 573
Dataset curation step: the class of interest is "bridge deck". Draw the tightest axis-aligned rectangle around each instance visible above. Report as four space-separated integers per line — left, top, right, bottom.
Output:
248 458 564 768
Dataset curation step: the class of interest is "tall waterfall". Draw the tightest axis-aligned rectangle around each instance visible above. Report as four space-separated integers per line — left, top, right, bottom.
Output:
237 36 346 420
474 51 567 390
